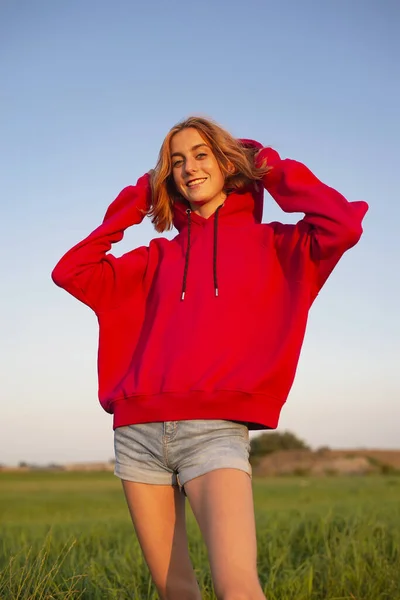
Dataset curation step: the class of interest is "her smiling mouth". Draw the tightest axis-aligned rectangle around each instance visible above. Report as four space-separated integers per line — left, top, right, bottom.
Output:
187 178 207 188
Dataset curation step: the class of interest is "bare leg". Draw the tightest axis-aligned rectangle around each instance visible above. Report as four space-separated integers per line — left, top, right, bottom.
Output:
122 481 201 600
184 469 266 600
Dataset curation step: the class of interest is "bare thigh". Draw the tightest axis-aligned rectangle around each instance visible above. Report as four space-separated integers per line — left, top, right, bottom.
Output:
122 481 201 600
184 469 266 600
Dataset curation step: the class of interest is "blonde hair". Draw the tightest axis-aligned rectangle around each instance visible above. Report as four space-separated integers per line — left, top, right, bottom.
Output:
148 116 270 232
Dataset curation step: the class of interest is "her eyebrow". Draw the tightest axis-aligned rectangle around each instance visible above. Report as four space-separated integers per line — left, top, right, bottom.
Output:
171 143 209 158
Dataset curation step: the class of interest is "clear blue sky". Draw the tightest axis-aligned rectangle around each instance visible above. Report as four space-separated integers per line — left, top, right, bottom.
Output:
1 0 399 465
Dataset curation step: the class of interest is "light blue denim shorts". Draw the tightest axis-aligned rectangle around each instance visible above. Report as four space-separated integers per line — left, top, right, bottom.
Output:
114 419 252 495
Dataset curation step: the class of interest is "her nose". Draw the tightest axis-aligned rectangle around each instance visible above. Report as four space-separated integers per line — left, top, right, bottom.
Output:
184 158 198 174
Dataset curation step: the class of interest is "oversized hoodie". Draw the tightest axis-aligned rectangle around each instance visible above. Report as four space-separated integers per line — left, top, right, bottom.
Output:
52 143 368 430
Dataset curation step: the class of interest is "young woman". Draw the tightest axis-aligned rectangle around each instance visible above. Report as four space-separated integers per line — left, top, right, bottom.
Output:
52 117 368 600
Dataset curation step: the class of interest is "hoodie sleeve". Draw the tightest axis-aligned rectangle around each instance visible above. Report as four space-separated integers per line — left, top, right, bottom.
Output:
51 174 151 313
256 148 369 292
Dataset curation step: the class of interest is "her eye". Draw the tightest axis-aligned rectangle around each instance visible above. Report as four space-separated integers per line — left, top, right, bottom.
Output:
196 153 207 159
173 159 183 167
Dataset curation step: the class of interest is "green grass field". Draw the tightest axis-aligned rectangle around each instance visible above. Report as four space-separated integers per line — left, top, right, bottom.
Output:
0 472 399 599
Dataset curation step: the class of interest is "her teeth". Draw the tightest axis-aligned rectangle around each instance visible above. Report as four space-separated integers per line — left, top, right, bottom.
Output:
188 178 206 187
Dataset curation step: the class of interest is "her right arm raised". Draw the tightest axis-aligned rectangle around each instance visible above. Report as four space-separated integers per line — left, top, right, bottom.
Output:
51 173 151 314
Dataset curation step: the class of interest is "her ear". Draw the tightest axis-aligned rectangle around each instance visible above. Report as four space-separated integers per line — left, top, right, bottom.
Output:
227 161 236 174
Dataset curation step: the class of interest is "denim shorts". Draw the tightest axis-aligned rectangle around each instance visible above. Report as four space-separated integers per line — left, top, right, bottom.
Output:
114 419 252 495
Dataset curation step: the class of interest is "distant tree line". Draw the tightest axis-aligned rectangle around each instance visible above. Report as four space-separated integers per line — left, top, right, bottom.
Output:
250 431 310 463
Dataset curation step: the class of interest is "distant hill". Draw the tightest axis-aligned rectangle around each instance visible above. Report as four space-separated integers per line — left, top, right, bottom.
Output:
252 449 400 476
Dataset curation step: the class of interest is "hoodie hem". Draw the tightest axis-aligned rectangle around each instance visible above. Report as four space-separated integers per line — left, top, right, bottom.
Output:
110 390 284 431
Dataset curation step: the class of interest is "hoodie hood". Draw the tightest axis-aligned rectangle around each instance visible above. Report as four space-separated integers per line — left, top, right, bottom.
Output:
173 138 266 232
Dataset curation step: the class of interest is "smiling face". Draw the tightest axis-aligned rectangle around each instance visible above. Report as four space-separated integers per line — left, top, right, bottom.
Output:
170 127 227 217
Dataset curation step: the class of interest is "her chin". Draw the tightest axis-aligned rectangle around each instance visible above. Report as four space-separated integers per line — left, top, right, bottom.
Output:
188 197 210 206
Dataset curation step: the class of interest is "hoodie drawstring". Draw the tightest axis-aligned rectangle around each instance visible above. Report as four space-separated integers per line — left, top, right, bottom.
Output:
181 208 192 300
181 204 223 301
213 205 222 297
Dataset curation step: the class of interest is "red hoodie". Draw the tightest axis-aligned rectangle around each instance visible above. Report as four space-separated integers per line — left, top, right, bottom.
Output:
52 143 368 430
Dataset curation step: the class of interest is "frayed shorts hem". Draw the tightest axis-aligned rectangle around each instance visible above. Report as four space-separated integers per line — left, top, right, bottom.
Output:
114 461 252 496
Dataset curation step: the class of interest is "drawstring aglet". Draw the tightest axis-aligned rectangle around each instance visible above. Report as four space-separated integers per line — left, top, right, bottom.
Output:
181 291 185 301
215 288 219 297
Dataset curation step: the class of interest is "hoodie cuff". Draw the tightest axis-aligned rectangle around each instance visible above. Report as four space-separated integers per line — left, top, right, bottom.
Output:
255 147 282 189
102 173 151 224
256 147 280 165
